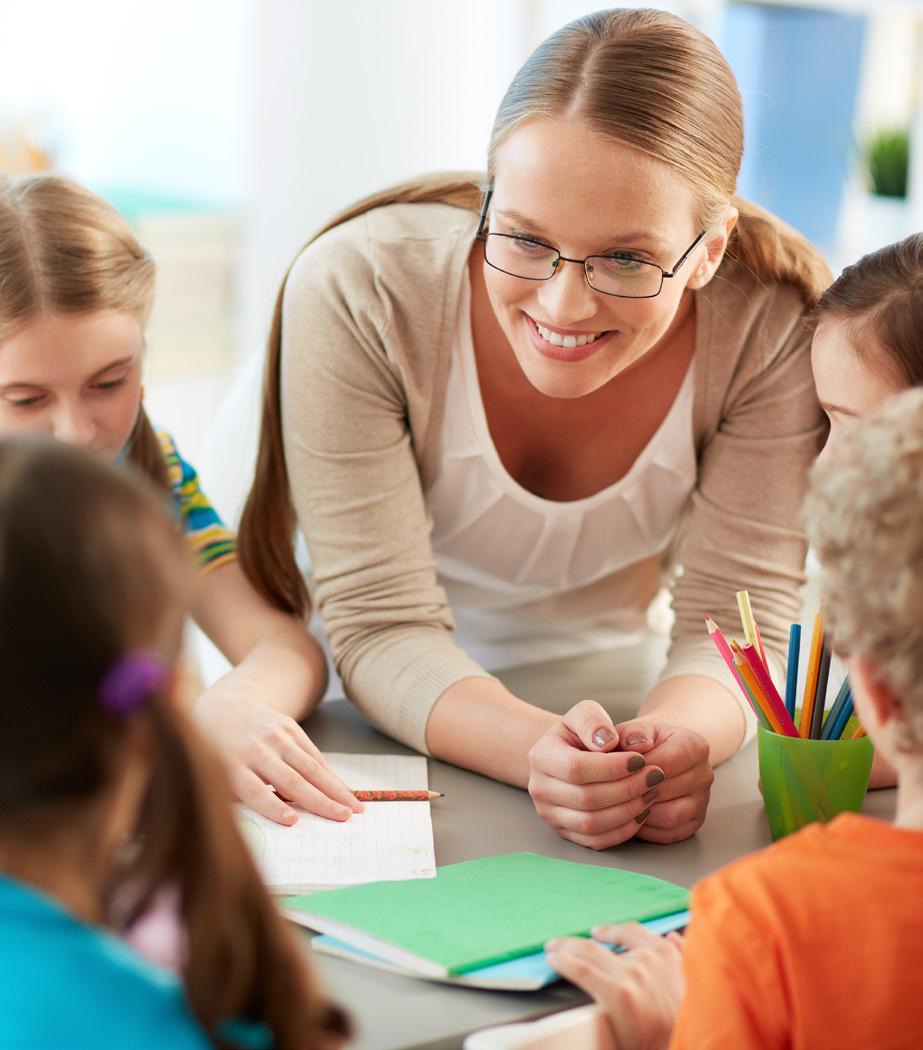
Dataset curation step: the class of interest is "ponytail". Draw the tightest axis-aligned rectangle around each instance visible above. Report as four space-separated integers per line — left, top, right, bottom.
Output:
238 172 484 617
726 196 832 307
124 696 349 1049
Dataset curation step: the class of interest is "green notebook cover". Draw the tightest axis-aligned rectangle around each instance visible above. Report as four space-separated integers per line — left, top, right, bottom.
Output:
283 851 689 975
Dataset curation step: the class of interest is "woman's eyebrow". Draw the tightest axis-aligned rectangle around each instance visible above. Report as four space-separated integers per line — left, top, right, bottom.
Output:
493 208 669 249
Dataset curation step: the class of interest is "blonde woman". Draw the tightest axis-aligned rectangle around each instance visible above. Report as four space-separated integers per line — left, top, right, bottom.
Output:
0 174 359 825
241 8 830 847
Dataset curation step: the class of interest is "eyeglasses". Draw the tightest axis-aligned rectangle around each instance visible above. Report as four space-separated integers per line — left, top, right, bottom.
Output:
475 189 706 300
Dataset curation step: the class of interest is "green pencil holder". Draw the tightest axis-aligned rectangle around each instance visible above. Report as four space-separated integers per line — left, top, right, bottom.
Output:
757 722 873 841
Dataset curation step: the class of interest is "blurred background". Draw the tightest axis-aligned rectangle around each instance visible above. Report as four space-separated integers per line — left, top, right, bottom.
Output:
3 0 921 460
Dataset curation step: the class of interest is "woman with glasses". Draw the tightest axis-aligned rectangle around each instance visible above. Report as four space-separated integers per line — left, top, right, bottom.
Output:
240 8 830 847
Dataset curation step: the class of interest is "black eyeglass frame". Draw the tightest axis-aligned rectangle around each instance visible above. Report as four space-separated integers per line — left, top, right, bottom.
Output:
474 189 707 300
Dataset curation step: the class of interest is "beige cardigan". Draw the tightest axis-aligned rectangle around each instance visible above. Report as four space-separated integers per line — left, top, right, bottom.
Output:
280 202 825 752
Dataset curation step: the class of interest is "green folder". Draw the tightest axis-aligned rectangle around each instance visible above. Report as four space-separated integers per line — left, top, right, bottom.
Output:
282 851 689 976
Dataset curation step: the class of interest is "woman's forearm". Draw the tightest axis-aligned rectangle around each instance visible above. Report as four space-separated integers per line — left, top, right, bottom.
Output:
638 675 746 765
425 677 558 786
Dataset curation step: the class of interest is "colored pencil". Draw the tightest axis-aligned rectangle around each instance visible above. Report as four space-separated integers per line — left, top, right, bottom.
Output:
352 790 443 802
736 590 768 670
825 686 855 742
705 616 770 729
798 611 825 738
784 623 801 720
820 676 852 741
809 644 832 739
851 724 867 739
739 642 800 738
731 642 782 733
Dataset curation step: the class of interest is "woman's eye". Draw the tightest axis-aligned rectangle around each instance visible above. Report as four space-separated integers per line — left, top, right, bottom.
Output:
511 236 553 257
94 379 127 393
606 253 645 272
7 395 44 408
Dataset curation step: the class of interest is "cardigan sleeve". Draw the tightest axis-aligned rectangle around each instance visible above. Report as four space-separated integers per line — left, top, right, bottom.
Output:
658 280 826 737
280 213 492 752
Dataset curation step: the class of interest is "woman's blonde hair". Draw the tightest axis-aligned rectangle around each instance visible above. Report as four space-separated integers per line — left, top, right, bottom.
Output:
804 388 923 751
0 174 167 488
807 233 923 389
239 6 831 617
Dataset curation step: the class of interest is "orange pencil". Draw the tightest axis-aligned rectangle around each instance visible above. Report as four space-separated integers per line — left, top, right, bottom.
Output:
732 643 783 734
799 611 825 738
850 725 867 740
352 790 443 802
739 643 799 737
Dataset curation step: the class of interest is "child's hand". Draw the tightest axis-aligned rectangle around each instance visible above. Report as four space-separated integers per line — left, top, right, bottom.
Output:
194 686 363 825
545 922 686 1050
527 700 665 849
612 719 713 844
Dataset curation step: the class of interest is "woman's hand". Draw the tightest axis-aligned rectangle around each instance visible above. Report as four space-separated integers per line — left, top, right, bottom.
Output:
613 719 713 844
194 682 362 825
527 701 666 850
545 923 686 1050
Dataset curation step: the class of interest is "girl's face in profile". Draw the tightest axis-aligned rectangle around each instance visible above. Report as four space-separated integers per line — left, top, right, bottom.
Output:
481 117 717 399
0 311 144 460
811 318 906 464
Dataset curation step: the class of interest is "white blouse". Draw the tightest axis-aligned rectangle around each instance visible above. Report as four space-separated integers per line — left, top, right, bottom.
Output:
425 273 697 670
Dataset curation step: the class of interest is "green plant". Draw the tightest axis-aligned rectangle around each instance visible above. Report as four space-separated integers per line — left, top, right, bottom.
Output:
866 127 910 198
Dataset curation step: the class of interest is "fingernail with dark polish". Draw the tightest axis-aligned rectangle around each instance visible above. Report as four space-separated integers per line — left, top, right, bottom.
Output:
646 769 665 787
641 787 660 805
592 728 615 747
635 807 651 824
627 755 646 772
625 733 649 747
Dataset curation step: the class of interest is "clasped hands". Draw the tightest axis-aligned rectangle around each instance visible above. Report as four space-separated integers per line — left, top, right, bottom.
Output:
528 699 714 848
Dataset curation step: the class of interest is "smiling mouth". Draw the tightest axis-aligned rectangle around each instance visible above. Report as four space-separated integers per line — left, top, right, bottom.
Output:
525 314 615 361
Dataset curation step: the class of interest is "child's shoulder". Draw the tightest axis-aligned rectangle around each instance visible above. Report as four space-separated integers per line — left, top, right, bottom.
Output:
0 877 209 1049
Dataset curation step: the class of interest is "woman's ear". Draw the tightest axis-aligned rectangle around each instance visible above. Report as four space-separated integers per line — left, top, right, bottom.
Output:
687 206 739 289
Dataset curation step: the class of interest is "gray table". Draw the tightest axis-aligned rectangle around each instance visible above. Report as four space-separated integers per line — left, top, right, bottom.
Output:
298 647 895 1050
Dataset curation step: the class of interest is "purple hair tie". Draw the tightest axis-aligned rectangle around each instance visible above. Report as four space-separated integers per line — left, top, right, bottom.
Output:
99 651 170 717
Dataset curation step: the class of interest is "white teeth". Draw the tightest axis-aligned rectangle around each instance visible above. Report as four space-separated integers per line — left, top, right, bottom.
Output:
534 321 600 348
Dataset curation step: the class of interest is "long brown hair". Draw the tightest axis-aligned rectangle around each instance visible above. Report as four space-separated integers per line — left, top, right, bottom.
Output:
0 173 168 489
0 441 348 1049
239 8 831 617
806 233 923 388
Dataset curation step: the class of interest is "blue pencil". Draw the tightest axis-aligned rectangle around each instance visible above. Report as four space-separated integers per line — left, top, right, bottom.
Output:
821 676 852 740
785 623 801 721
825 685 855 741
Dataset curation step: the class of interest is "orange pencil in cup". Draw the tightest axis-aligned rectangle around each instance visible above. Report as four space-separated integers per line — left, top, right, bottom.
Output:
799 611 825 738
731 641 783 734
739 642 799 738
352 790 443 802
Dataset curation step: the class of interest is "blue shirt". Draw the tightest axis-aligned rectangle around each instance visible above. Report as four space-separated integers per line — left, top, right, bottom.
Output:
0 875 210 1050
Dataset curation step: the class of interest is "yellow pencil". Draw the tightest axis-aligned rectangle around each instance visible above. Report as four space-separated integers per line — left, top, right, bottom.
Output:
799 611 825 738
736 590 768 669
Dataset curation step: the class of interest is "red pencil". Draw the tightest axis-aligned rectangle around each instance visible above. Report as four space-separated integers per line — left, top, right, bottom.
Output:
352 790 443 802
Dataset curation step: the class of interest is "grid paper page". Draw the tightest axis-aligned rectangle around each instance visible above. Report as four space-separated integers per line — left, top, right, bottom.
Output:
238 753 436 893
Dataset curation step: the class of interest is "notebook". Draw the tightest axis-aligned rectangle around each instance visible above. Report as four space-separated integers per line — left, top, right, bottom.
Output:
283 851 690 977
311 909 690 990
238 753 437 894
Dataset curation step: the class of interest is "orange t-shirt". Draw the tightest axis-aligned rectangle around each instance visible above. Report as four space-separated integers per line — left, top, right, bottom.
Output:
670 813 923 1050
